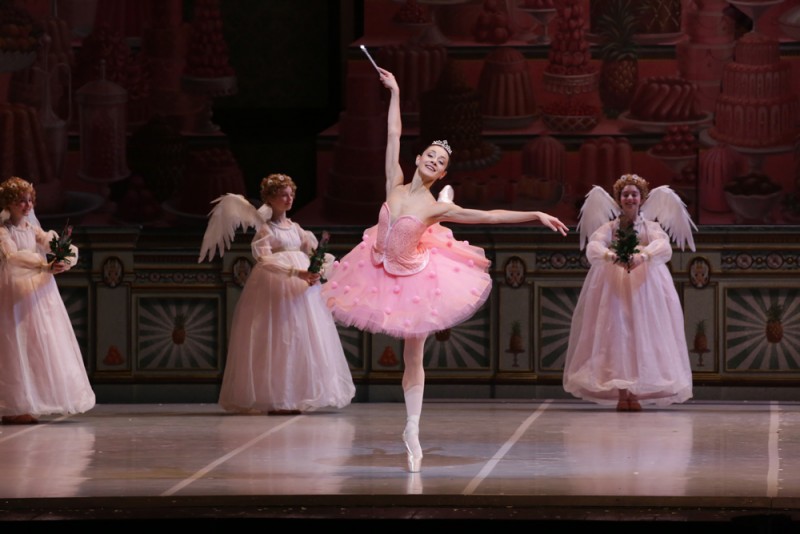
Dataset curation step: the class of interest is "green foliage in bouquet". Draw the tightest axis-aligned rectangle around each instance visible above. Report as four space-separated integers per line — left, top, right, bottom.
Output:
308 230 330 282
47 221 76 265
610 214 639 272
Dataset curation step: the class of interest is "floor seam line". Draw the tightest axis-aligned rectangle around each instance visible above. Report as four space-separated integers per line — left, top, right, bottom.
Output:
160 415 303 496
462 399 552 495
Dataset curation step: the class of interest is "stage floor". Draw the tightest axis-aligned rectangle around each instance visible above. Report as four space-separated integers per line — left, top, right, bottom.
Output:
2 400 800 531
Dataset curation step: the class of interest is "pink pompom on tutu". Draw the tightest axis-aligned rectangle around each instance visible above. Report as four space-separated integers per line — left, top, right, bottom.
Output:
322 207 491 338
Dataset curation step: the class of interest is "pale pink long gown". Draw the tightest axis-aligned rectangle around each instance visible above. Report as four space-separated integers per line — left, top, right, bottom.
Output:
0 219 95 417
218 221 355 413
562 217 693 406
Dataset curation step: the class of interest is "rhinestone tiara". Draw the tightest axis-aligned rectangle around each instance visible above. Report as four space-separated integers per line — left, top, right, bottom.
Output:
431 139 452 155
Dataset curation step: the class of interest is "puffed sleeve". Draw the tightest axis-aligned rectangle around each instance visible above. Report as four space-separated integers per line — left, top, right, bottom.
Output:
637 220 673 264
35 226 80 271
68 242 80 269
251 225 299 278
34 227 56 250
0 226 49 276
299 226 333 274
322 252 335 273
0 227 53 285
585 221 615 266
299 225 318 256
0 226 16 265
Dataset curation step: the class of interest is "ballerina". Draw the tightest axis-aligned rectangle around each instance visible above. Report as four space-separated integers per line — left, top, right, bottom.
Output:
321 67 568 472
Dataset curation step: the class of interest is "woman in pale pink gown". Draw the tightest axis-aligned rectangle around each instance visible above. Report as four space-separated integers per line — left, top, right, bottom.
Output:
217 174 355 415
0 177 95 424
562 175 693 411
321 68 569 472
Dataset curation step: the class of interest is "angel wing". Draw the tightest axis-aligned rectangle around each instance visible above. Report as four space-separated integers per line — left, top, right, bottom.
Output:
437 184 454 203
640 185 697 252
577 185 620 250
198 194 266 263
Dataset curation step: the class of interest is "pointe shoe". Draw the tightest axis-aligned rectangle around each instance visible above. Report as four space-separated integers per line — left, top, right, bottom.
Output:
616 400 629 412
628 399 642 412
402 428 423 473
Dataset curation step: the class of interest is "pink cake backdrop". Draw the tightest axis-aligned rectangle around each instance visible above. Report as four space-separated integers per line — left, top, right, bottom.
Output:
325 0 800 227
2 0 800 227
0 0 235 227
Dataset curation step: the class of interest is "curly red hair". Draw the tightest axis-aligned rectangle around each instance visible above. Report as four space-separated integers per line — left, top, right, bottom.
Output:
260 173 297 203
612 173 649 202
0 176 36 210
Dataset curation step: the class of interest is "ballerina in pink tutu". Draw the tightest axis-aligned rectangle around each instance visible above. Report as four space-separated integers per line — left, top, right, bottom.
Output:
321 67 569 473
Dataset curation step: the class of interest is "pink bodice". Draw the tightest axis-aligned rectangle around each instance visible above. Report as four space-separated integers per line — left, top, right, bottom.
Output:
322 202 492 337
370 203 430 276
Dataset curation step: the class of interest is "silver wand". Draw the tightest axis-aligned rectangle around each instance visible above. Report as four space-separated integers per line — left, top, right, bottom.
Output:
359 44 380 73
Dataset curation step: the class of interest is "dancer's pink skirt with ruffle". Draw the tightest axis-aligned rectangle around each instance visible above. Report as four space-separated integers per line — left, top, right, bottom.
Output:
322 224 491 338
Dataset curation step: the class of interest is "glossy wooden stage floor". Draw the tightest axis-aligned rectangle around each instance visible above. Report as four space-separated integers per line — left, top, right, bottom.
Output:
1 400 800 531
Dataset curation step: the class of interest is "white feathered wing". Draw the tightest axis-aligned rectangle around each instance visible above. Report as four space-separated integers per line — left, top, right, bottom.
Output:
198 194 268 262
437 184 454 203
576 185 620 250
640 185 697 252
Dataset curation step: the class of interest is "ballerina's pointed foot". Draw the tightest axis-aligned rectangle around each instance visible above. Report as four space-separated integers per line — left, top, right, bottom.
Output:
402 428 423 473
407 454 422 474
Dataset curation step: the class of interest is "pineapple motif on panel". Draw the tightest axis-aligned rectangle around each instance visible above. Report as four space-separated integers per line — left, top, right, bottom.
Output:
594 0 640 119
683 283 718 373
372 333 403 371
501 317 528 371
499 254 534 370
498 285 532 371
135 295 222 372
725 287 800 372
538 285 582 372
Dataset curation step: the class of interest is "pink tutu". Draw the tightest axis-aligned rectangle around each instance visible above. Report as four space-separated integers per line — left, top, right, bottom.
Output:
322 210 491 338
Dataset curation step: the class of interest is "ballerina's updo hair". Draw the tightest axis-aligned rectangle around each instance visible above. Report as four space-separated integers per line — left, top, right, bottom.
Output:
612 173 649 202
260 173 297 203
0 176 36 209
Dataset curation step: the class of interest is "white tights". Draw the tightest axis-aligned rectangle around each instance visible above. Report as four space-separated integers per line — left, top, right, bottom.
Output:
402 384 423 459
402 336 426 459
